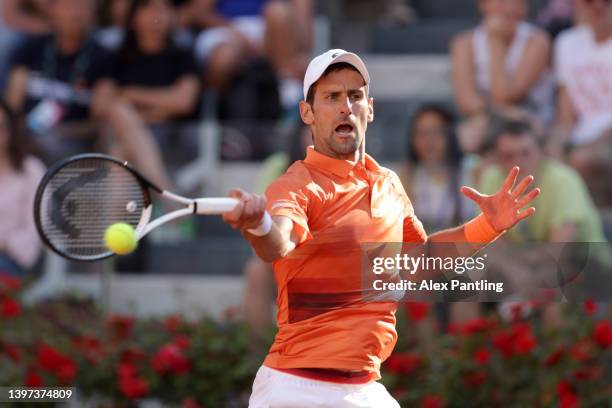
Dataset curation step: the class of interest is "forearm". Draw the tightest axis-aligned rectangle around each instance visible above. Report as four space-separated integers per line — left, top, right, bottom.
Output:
402 214 503 281
244 223 295 263
123 81 198 117
488 40 513 104
5 68 28 112
3 0 48 33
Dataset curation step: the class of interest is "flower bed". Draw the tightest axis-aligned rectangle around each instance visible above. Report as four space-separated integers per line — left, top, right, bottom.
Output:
1 273 611 407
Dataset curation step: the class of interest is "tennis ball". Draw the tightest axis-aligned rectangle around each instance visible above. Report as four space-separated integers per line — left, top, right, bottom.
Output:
104 223 138 255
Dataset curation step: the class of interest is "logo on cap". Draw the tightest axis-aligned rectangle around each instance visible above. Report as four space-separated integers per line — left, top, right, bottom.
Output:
332 52 340 58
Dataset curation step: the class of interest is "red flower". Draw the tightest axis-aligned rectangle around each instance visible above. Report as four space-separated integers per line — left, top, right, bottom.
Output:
558 381 579 408
544 347 564 367
593 321 612 349
0 273 21 293
36 344 77 382
405 302 430 322
473 348 491 365
573 367 602 382
493 331 514 358
464 371 487 387
73 336 102 363
121 347 146 364
422 395 445 408
164 314 183 333
493 323 536 357
181 397 204 408
174 335 190 350
106 315 135 340
119 375 149 400
461 317 496 335
25 368 43 387
117 362 137 379
385 352 421 375
151 344 191 375
1 342 21 362
583 300 597 315
514 330 536 355
570 340 592 362
1 298 21 318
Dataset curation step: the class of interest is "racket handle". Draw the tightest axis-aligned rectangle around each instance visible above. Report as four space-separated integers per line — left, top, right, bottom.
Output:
195 198 239 214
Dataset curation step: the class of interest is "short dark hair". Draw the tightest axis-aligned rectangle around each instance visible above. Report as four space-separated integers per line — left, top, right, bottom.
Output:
408 103 461 166
492 117 542 148
0 100 28 171
305 62 366 107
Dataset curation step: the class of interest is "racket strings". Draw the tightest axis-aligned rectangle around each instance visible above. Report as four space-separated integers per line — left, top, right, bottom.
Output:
38 158 148 259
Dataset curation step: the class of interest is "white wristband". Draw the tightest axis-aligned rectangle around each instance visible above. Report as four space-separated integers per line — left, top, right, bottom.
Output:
247 212 272 236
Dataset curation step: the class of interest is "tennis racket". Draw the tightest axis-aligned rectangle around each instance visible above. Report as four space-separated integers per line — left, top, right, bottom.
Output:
34 153 268 261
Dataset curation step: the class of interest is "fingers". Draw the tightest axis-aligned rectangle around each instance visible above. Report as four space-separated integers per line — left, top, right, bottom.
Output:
516 187 540 209
511 175 534 198
516 207 536 222
222 190 267 231
501 166 519 193
460 186 486 204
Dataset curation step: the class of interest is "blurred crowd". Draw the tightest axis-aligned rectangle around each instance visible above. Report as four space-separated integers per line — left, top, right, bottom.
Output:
0 0 610 337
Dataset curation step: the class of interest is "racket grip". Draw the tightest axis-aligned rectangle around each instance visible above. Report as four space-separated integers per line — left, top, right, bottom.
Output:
195 198 239 214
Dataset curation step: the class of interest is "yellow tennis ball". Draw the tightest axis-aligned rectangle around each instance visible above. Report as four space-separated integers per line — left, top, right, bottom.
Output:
104 223 138 255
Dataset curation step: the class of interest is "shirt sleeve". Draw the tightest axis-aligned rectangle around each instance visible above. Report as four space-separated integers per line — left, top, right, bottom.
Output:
548 167 594 229
389 171 427 243
265 170 312 245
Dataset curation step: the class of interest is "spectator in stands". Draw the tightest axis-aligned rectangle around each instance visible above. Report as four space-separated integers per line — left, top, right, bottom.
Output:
96 0 130 50
537 0 575 38
480 115 610 326
190 0 313 108
401 104 475 232
108 0 200 126
480 117 607 244
400 104 478 326
4 0 172 189
0 0 50 91
550 0 612 206
451 0 554 125
0 100 44 276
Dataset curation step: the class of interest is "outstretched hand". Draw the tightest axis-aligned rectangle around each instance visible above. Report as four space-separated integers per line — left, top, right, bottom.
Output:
461 166 540 233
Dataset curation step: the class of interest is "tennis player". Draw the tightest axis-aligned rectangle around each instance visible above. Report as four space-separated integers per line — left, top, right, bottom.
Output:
223 49 540 408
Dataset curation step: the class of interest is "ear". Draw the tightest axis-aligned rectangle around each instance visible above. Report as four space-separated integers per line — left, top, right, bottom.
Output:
300 100 314 125
367 97 374 123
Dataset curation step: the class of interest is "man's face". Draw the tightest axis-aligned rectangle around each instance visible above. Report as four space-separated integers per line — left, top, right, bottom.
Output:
496 133 540 178
49 0 94 38
300 69 373 161
134 0 173 39
576 0 612 31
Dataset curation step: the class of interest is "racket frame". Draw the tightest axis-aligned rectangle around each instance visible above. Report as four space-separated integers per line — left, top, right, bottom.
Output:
34 153 239 261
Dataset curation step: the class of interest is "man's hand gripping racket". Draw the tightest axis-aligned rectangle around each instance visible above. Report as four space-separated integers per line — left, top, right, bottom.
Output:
34 153 271 261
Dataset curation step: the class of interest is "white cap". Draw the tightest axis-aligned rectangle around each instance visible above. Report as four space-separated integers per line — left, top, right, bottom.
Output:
303 49 370 100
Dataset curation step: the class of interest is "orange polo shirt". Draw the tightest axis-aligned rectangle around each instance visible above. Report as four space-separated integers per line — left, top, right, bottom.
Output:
263 147 427 379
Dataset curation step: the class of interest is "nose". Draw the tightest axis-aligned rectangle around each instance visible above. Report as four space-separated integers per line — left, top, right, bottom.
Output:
338 96 352 116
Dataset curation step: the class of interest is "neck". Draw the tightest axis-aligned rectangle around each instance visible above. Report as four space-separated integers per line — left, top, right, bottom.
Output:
592 23 612 43
138 36 166 53
56 33 85 54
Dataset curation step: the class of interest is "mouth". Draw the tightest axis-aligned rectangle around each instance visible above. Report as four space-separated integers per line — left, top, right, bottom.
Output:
334 123 355 136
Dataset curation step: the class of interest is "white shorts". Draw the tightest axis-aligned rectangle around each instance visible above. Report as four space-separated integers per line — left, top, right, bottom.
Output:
248 365 400 408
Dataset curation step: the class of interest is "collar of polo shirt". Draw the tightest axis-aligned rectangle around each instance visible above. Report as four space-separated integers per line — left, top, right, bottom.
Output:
303 146 381 178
